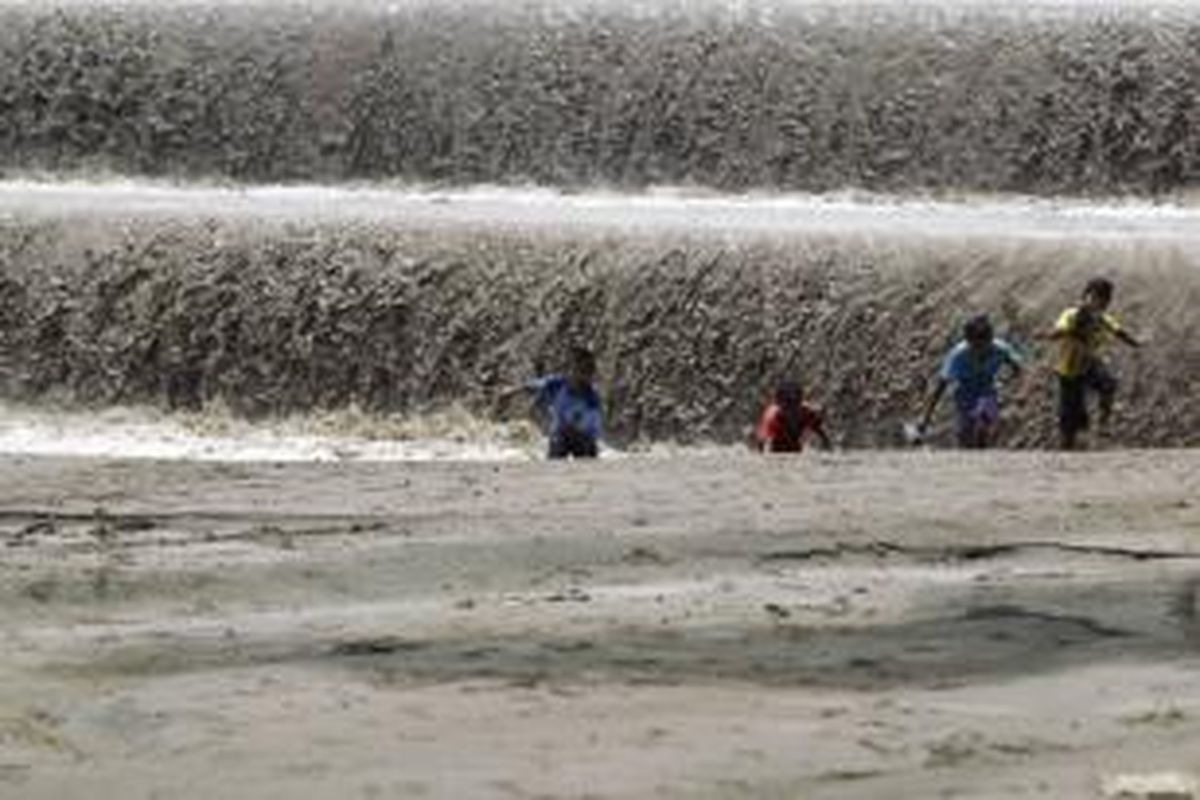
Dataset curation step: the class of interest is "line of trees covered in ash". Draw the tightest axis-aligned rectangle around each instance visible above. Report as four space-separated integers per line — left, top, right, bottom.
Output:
0 2 1198 195
2 216 1198 447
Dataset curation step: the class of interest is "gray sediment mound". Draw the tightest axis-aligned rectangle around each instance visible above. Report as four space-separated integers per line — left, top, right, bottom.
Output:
2 215 1196 448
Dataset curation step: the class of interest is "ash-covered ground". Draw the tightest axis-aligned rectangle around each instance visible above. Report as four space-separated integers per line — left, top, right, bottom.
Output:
2 450 1199 799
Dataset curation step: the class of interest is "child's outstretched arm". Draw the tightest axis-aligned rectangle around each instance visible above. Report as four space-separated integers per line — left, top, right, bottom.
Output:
496 384 530 402
497 376 551 401
1001 340 1025 377
1094 313 1139 348
1116 327 1141 348
919 378 949 433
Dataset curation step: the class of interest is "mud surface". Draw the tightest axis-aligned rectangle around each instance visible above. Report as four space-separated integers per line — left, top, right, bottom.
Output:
2 449 1199 798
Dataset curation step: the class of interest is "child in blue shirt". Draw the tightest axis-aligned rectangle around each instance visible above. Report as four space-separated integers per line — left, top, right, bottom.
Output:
520 347 603 459
919 314 1023 448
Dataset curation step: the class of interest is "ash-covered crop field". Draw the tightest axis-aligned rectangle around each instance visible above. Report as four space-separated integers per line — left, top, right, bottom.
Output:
1 0 1198 194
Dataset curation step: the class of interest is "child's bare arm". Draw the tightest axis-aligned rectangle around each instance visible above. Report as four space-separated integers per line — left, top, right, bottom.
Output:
1116 328 1141 348
1006 349 1025 377
919 378 949 430
496 385 529 401
496 380 541 403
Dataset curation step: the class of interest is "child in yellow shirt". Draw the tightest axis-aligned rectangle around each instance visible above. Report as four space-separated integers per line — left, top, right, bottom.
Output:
1045 278 1140 449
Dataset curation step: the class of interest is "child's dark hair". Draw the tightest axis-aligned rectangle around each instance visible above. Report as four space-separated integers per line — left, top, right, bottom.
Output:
964 313 994 343
774 378 802 404
1084 277 1114 303
568 345 596 373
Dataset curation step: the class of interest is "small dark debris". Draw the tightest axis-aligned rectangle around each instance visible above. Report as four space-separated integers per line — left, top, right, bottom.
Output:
543 640 595 653
847 657 882 669
460 646 500 660
622 545 668 565
330 637 427 657
763 602 791 619
89 523 115 542
19 519 57 538
818 769 884 783
113 517 157 533
544 588 592 603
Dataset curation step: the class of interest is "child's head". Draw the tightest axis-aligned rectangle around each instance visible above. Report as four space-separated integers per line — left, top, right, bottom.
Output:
566 346 596 390
774 379 803 407
1082 277 1114 311
963 314 994 351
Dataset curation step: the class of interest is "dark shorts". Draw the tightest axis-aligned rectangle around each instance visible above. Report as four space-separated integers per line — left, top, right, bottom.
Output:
1058 363 1118 435
548 429 598 460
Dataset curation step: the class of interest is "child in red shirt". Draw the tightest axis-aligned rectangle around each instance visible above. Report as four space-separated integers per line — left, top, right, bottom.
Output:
754 380 832 452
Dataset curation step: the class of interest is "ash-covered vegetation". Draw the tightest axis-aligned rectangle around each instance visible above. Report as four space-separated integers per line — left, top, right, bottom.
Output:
1 1 1198 194
1 217 1197 447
